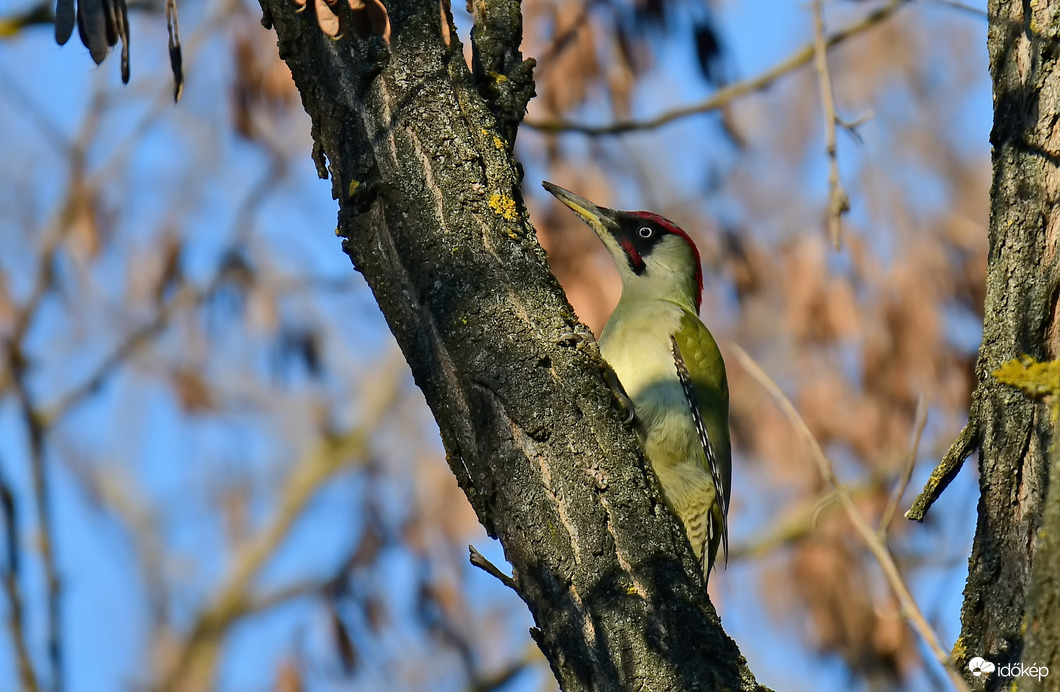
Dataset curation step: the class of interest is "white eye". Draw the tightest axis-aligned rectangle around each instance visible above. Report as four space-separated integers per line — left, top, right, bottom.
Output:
637 226 653 238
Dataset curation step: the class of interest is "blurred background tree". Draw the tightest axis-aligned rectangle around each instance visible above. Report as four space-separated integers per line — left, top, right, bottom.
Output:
0 0 995 690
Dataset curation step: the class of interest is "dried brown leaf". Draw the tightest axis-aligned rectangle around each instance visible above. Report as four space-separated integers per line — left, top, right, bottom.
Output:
274 659 303 692
171 367 216 413
364 593 387 630
315 0 340 38
365 0 389 44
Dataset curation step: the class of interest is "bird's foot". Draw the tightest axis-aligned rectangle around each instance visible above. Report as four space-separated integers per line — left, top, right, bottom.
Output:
556 330 592 351
556 330 633 424
601 363 635 424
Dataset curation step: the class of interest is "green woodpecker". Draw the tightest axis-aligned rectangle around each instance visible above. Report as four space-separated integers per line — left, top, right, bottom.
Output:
544 181 731 580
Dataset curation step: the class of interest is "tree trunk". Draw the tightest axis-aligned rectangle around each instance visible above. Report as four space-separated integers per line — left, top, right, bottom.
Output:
956 0 1060 687
257 1 764 689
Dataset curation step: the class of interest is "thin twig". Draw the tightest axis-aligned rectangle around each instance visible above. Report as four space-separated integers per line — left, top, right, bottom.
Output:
45 285 200 424
159 431 372 691
0 65 71 158
915 0 988 18
811 0 850 250
85 0 244 189
0 9 247 690
731 344 970 692
879 396 928 536
729 482 879 560
468 654 533 692
7 224 63 350
0 86 115 692
468 545 518 592
906 419 979 522
525 0 904 135
84 468 170 633
0 460 41 692
3 343 62 692
159 355 405 691
533 2 591 79
237 579 323 617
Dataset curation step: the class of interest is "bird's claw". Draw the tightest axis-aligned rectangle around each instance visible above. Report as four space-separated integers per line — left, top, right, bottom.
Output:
557 331 633 423
557 331 591 350
602 363 636 425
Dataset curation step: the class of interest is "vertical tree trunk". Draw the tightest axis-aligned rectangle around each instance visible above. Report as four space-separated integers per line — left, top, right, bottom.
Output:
958 0 1060 687
258 0 764 689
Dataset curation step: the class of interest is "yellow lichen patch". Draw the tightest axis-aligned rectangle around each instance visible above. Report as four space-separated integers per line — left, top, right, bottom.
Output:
488 192 518 221
493 135 505 150
993 355 1060 421
950 635 967 664
348 180 360 198
993 355 1060 400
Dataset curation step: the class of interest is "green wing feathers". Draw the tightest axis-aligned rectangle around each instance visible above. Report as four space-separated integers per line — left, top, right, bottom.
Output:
671 311 731 573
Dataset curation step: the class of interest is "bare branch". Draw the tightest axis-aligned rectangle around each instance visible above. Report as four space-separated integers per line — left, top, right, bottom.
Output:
810 0 850 249
731 344 970 692
879 396 927 536
159 355 404 691
237 579 322 617
525 0 904 136
3 341 63 692
0 66 71 157
468 544 518 592
905 419 979 522
0 85 123 692
915 0 988 18
45 285 201 424
467 651 533 692
159 432 370 690
730 482 879 561
532 3 590 79
0 460 41 692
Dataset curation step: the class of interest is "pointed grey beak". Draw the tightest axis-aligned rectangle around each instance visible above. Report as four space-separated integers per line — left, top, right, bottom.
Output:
542 181 620 239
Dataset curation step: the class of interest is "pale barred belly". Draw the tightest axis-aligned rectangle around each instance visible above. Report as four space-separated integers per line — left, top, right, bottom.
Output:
599 310 717 556
599 300 699 468
626 378 717 512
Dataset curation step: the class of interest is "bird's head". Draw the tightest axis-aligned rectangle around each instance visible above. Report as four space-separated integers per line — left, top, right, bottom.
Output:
543 181 703 311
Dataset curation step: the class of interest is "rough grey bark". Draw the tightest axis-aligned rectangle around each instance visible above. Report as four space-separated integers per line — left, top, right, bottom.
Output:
1021 415 1060 689
954 0 1060 688
257 1 765 689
